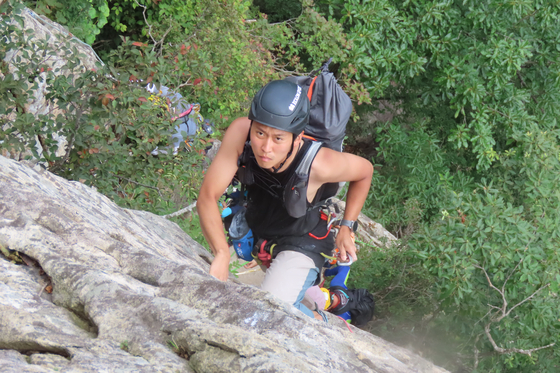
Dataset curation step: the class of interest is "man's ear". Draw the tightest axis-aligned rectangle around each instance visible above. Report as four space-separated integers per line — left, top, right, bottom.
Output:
295 131 305 143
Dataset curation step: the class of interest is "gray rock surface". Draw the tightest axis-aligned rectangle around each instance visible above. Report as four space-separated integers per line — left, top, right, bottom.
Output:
0 155 448 373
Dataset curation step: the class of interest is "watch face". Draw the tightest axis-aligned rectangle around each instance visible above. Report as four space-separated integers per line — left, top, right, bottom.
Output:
341 220 357 232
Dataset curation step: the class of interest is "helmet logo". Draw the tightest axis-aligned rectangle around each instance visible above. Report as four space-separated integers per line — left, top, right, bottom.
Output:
288 86 302 112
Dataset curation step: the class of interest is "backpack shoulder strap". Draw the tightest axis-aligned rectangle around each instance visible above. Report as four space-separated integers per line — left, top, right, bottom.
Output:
295 140 322 178
296 140 338 206
283 140 323 218
236 129 254 186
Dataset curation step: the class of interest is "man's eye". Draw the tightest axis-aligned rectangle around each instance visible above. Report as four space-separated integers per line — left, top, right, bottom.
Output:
276 137 283 141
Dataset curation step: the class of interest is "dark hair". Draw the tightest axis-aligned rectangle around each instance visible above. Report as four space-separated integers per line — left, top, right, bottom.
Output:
347 288 375 326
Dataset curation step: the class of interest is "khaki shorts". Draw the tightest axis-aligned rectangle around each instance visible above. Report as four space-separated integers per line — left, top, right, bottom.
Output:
261 250 319 318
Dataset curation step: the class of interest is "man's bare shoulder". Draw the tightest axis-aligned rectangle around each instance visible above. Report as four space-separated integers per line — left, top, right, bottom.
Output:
225 117 251 139
312 147 346 169
200 117 251 197
311 146 373 183
220 117 251 156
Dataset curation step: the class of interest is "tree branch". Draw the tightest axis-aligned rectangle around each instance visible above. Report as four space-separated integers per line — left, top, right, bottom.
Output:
109 172 163 198
504 283 549 320
502 258 522 295
135 1 173 58
474 262 554 357
474 263 507 318
176 77 192 90
162 201 197 219
484 322 554 356
473 334 481 370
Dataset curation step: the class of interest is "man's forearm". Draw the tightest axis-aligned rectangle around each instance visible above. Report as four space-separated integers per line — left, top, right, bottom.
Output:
197 196 230 256
343 175 372 222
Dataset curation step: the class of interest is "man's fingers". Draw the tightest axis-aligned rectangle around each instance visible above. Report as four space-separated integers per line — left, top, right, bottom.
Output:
344 244 358 262
244 260 258 269
209 254 230 281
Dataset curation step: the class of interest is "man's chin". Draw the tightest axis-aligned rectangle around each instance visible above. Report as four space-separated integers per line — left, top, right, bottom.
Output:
255 158 278 170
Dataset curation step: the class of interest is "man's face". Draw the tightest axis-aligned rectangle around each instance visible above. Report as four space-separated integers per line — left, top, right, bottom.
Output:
250 122 297 170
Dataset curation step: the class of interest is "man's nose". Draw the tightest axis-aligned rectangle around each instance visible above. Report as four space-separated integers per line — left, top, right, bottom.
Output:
262 138 273 153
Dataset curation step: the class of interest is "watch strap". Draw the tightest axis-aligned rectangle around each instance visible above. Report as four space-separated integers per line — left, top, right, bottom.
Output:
340 219 357 232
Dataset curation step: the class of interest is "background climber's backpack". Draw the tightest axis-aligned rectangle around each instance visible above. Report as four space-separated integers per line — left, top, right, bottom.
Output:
285 58 352 152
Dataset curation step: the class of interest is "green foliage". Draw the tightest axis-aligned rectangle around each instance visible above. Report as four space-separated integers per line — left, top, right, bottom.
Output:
0 244 24 264
228 256 246 278
408 125 560 371
348 241 433 313
170 214 209 252
28 0 370 119
332 0 560 370
30 0 109 44
106 0 201 38
120 340 129 351
319 0 560 168
363 118 475 235
28 0 286 120
1 0 208 216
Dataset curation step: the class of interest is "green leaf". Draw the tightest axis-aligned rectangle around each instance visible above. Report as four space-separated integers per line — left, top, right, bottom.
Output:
88 7 97 19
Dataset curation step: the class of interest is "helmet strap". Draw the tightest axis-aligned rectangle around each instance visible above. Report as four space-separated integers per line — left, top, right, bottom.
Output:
327 293 341 311
271 135 296 173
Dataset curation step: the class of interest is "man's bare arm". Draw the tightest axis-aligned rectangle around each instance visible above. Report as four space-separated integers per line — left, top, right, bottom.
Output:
310 149 374 261
197 118 250 281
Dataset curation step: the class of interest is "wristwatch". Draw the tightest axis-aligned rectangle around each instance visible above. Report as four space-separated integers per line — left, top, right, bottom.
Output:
340 219 358 232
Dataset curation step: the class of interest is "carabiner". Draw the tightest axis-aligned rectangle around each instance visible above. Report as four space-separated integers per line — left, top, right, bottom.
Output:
336 254 354 266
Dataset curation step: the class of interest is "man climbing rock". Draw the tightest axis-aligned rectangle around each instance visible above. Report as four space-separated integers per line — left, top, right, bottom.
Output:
197 79 373 319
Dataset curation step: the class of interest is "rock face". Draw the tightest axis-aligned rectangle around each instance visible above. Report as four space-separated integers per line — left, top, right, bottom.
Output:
0 155 448 373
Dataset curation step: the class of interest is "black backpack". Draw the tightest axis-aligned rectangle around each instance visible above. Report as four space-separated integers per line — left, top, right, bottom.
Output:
285 58 352 152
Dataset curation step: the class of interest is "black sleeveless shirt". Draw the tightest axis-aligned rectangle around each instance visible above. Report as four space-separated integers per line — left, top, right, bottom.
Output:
244 138 325 239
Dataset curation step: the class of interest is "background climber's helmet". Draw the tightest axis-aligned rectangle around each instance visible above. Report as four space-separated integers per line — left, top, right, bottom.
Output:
248 80 309 135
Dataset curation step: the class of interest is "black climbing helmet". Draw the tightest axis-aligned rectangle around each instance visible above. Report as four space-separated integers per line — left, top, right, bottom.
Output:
248 80 309 135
